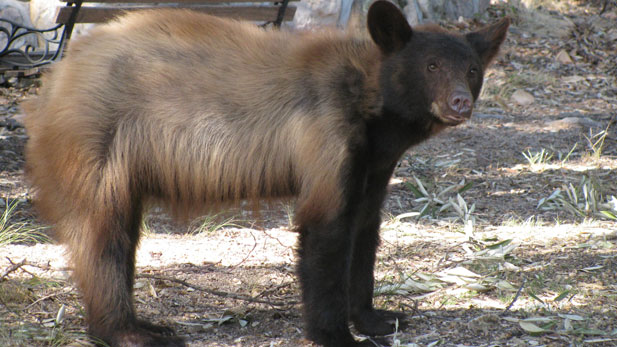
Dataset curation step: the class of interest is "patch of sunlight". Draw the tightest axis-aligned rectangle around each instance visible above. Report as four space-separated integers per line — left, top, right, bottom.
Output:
484 223 615 244
136 228 297 268
510 157 617 174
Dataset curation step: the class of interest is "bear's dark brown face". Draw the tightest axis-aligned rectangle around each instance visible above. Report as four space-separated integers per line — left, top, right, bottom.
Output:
403 31 485 126
368 1 510 129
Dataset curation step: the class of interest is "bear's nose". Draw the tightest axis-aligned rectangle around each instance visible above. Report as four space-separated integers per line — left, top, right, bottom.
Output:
448 91 472 115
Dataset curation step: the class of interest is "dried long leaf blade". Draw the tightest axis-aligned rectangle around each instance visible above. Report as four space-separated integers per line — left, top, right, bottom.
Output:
486 239 512 249
441 266 480 278
600 210 617 220
519 321 546 333
458 181 474 194
414 176 429 196
405 182 425 198
554 290 571 302
558 313 585 321
528 292 545 305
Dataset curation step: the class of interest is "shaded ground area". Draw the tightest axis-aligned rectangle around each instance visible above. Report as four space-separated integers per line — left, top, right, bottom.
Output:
1 1 616 346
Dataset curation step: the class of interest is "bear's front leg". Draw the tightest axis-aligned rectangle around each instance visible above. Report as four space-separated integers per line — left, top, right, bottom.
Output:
349 166 408 337
297 217 374 347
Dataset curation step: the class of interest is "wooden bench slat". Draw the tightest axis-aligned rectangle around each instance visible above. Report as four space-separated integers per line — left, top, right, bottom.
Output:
56 6 296 24
60 0 299 3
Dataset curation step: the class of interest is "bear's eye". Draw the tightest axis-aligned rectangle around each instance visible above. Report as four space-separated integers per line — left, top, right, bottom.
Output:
469 67 478 76
427 63 438 72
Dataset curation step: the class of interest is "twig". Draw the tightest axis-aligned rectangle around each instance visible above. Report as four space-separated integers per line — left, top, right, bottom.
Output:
8 257 40 278
4 257 59 279
503 279 526 313
136 273 298 308
399 299 420 317
1 258 26 280
600 0 610 15
259 228 291 249
7 257 55 269
229 230 258 267
24 288 71 310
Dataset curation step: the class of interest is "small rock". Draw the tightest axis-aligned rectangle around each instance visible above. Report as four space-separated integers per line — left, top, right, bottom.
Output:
456 16 470 28
562 75 585 84
556 49 573 64
511 89 535 106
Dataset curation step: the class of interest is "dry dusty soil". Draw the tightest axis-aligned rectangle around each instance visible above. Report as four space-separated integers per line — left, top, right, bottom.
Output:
1 1 616 346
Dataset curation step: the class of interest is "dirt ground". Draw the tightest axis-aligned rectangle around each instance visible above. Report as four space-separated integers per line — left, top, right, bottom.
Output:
1 1 616 346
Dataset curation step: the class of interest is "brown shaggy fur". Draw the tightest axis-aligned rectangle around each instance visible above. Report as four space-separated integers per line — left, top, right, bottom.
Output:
24 9 382 343
25 10 383 227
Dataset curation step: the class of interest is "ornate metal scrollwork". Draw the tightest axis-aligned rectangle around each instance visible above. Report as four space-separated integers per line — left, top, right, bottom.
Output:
0 18 66 68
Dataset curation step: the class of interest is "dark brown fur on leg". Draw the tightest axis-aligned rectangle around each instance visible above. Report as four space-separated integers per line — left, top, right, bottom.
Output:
296 151 372 347
297 217 382 347
298 222 357 347
349 166 405 337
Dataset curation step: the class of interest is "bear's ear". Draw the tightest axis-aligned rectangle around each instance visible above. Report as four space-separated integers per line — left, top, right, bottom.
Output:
367 1 412 55
465 17 511 67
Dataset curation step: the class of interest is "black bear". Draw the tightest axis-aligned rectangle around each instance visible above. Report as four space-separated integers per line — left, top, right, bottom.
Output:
24 1 509 346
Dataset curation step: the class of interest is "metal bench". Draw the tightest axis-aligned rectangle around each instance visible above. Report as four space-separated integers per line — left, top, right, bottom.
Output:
0 0 297 78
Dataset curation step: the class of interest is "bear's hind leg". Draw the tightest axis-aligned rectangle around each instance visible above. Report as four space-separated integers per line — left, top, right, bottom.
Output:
64 201 184 347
